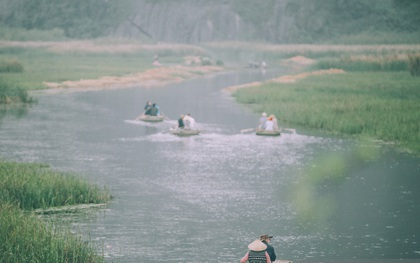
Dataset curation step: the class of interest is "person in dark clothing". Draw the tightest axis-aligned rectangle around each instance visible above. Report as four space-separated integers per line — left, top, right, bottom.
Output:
144 101 152 113
148 103 158 116
178 114 185 129
260 234 276 262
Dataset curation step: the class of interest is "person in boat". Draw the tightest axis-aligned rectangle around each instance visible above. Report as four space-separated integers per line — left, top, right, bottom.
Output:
183 113 195 129
148 103 159 116
258 112 267 130
152 54 161 66
261 61 267 69
260 234 276 262
154 103 160 115
264 117 274 131
178 114 185 129
269 114 278 131
240 239 271 263
144 101 152 115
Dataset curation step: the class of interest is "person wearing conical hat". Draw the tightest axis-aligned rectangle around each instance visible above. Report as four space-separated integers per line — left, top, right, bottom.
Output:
240 239 271 263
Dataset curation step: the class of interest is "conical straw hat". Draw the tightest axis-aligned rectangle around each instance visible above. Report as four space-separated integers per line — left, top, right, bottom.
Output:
247 239 267 251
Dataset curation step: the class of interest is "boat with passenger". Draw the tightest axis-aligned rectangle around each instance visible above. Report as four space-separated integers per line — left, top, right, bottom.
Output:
256 112 280 136
137 101 164 122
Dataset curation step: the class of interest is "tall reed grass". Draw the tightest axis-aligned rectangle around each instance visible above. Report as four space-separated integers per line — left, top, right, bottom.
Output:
204 42 420 66
324 31 420 45
233 72 420 152
0 160 111 262
0 77 34 104
408 53 420 76
0 161 111 210
314 55 409 72
0 202 104 263
0 59 24 73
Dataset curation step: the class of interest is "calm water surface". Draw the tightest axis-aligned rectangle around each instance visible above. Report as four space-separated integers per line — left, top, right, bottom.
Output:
1 69 419 263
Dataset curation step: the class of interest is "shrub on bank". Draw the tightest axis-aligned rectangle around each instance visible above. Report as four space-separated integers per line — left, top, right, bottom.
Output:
0 78 33 104
0 202 104 263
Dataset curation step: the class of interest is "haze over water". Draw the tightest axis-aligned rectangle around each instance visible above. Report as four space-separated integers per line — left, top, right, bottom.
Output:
1 69 419 262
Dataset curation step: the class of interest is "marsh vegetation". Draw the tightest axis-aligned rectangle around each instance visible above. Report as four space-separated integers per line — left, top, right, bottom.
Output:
230 44 420 152
1 38 419 154
0 42 209 90
0 160 110 263
1 1 419 261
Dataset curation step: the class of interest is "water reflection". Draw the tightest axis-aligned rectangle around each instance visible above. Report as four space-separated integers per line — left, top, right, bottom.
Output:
0 103 31 119
291 140 382 228
290 140 420 259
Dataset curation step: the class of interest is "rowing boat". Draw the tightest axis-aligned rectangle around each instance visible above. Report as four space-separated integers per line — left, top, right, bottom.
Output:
136 114 165 122
171 128 200 136
256 129 281 136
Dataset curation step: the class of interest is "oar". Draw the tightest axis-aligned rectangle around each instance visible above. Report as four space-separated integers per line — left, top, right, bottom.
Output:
282 128 296 134
134 110 147 121
240 128 255 133
160 112 170 121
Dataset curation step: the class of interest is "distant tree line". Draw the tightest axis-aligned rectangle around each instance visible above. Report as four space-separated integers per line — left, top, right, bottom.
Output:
0 0 135 38
0 0 419 42
231 0 420 43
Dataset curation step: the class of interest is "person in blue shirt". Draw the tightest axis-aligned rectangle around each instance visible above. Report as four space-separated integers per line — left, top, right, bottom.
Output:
258 112 267 130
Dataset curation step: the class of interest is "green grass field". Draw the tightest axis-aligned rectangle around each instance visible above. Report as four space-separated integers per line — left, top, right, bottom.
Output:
0 41 209 90
233 71 420 152
0 46 155 90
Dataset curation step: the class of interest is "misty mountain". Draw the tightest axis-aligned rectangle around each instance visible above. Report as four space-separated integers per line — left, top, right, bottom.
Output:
1 0 419 43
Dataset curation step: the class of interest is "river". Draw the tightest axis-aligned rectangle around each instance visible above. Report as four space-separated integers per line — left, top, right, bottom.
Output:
1 69 419 263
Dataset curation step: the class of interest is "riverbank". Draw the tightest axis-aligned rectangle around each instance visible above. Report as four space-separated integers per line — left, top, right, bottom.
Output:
2 40 419 153
216 42 420 153
0 40 225 91
43 64 225 91
231 70 420 153
0 160 110 262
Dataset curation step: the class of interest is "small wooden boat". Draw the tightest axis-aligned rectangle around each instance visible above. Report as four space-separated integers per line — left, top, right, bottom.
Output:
136 114 165 123
256 129 281 136
171 128 200 136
